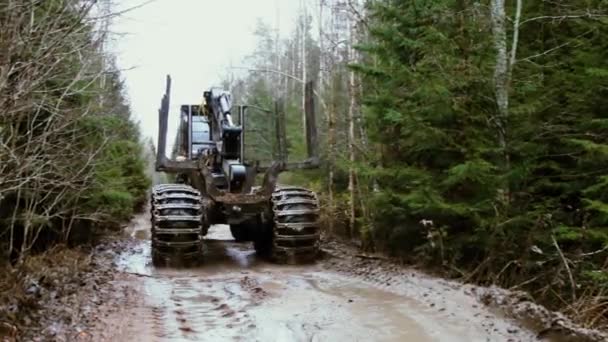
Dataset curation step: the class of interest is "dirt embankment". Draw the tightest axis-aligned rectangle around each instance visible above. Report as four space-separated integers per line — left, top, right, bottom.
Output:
319 239 608 342
0 240 136 342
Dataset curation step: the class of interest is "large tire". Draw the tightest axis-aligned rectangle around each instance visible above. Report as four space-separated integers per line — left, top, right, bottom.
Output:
150 184 203 265
269 186 320 264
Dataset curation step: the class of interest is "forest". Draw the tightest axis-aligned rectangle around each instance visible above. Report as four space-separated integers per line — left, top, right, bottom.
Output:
226 0 608 328
0 0 607 334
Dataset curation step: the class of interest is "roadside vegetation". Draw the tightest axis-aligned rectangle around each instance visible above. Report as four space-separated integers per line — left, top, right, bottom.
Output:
226 0 608 329
0 0 149 262
0 1 150 335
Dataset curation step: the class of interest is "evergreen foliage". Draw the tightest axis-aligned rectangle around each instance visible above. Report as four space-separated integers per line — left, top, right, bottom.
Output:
357 0 608 319
217 0 608 326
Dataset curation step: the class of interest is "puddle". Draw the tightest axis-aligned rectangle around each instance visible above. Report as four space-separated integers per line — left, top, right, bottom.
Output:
101 216 535 342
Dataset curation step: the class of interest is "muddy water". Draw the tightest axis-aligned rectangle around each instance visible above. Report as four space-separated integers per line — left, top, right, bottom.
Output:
108 214 528 342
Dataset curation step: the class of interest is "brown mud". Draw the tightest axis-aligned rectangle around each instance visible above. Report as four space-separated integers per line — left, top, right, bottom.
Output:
89 212 536 342
3 210 607 341
321 240 608 342
0 241 137 342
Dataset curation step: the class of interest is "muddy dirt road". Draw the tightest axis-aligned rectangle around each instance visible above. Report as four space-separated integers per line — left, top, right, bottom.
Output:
84 212 544 342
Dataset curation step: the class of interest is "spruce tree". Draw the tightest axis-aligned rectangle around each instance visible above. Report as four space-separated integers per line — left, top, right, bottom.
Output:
354 0 499 260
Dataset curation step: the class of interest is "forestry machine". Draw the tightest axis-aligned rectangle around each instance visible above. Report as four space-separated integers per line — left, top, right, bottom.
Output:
150 75 321 265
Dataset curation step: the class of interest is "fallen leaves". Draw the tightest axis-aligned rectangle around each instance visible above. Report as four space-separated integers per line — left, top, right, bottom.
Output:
0 239 131 341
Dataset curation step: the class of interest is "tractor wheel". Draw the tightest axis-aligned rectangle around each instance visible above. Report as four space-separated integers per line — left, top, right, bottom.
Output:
269 186 320 264
150 184 203 265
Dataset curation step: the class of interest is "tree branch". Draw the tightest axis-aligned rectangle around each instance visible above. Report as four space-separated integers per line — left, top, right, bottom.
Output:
519 12 607 26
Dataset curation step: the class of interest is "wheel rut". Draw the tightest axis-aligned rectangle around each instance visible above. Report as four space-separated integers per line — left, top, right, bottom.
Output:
124 251 262 341
92 213 538 342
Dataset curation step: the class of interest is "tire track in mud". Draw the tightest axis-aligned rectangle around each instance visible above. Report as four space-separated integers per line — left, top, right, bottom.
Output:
82 209 608 342
99 215 541 342
124 251 266 341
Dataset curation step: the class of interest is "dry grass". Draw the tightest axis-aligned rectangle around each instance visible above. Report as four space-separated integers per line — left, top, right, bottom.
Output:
565 287 608 330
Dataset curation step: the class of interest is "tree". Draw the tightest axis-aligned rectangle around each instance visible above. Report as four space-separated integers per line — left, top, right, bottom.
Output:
0 0 150 261
355 0 608 325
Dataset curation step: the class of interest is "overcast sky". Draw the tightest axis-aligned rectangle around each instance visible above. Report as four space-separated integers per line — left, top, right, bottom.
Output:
110 0 301 146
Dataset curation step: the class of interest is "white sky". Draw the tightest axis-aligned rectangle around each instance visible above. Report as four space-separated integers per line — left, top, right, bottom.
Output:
110 0 301 145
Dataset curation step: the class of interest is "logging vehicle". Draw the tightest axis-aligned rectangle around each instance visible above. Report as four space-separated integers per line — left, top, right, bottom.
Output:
150 75 320 265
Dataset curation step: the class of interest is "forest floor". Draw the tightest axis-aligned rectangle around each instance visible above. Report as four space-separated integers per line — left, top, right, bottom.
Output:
1 211 607 342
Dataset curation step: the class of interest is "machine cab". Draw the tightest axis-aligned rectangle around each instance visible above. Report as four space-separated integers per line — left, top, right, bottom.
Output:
178 105 214 160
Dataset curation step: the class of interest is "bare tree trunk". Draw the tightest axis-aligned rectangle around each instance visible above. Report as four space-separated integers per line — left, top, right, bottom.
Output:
490 0 510 201
347 17 357 239
328 90 336 235
510 0 523 70
291 41 296 97
301 1 308 139
491 0 522 206
318 0 325 94
326 0 336 235
274 0 282 98
491 0 509 140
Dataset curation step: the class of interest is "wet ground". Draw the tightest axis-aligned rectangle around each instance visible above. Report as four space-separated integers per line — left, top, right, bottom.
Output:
89 212 541 342
3 211 606 342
